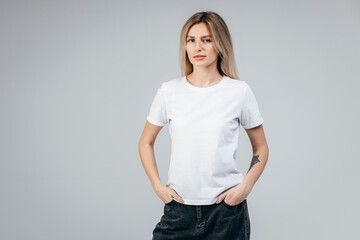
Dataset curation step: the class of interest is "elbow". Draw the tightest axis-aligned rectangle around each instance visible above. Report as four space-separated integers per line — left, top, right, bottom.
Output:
138 138 154 149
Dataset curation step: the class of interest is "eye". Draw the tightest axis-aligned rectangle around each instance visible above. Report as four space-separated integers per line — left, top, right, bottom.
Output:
186 38 211 43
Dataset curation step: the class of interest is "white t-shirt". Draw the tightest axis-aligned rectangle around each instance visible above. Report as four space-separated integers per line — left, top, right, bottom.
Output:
146 75 264 205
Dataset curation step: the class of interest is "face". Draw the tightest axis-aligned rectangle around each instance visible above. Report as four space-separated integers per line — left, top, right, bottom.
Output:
185 22 219 68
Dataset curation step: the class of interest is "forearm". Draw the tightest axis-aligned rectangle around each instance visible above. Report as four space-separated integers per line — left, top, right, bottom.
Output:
138 141 164 191
241 145 269 188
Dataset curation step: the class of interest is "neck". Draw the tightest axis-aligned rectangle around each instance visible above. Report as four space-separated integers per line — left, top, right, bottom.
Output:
187 68 223 88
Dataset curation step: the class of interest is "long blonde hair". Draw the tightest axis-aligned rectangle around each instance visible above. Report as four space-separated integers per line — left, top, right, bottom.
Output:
179 11 239 80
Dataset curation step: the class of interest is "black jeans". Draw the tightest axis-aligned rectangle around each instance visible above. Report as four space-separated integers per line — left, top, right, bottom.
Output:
152 198 250 240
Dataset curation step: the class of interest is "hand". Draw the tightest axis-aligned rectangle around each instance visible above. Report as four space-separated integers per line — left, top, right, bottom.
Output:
154 185 184 204
216 182 253 206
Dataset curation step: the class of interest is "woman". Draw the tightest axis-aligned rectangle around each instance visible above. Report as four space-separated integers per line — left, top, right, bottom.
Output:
138 11 269 240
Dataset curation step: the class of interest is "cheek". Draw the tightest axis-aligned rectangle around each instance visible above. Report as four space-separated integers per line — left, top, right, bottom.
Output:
209 44 217 53
185 45 191 53
206 45 218 58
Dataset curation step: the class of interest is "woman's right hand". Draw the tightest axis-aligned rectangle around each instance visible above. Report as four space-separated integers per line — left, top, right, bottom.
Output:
154 185 184 204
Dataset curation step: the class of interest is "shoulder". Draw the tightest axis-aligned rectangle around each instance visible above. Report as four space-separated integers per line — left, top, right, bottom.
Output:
223 76 249 93
157 76 184 91
163 77 183 88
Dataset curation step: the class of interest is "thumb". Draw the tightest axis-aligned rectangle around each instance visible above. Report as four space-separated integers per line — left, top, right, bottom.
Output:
171 190 184 203
216 194 226 204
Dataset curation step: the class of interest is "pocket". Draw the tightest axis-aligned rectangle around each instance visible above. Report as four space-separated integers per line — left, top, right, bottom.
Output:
222 200 240 208
165 199 175 205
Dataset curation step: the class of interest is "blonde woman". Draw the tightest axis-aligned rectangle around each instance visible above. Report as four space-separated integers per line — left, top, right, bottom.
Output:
139 11 269 240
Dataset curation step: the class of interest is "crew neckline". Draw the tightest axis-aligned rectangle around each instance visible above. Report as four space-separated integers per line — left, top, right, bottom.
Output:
183 75 226 91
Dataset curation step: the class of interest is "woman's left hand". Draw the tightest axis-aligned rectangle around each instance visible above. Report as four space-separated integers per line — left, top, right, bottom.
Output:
216 182 253 205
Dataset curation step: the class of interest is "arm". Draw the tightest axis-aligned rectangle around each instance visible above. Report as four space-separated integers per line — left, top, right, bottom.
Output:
216 124 269 205
138 120 183 203
242 124 269 189
138 121 164 192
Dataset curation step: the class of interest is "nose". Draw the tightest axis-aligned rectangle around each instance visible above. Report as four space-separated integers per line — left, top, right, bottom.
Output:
195 40 203 51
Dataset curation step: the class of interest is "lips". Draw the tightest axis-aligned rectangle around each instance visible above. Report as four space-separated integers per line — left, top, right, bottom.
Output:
194 55 206 58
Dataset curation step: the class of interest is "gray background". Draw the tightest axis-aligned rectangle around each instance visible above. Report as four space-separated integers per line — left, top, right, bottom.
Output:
1 0 359 239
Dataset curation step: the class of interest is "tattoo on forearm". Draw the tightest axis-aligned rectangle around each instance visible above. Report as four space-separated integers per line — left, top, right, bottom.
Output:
247 155 260 173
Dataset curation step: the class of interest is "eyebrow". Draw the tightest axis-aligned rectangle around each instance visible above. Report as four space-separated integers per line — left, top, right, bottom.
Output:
186 35 212 38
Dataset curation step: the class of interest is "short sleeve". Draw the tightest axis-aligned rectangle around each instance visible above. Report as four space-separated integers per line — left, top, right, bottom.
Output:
239 82 264 129
146 83 169 126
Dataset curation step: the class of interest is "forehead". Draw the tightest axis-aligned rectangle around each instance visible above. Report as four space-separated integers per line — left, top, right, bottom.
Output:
187 23 211 37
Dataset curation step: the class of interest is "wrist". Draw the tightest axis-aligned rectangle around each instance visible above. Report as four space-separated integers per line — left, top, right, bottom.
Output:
153 182 164 192
240 180 254 190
